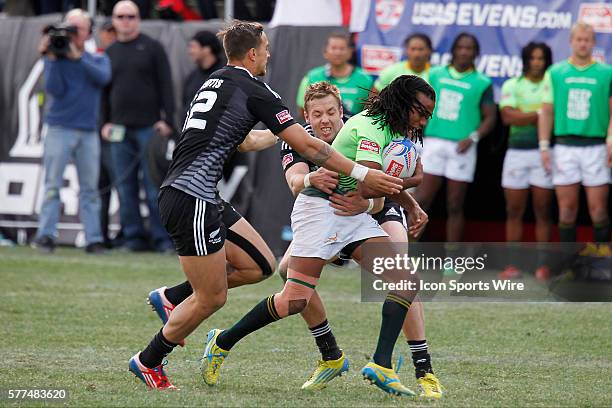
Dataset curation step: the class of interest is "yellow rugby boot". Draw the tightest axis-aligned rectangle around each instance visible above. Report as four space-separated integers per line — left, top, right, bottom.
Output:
201 329 229 386
417 372 444 399
361 362 416 396
301 352 349 390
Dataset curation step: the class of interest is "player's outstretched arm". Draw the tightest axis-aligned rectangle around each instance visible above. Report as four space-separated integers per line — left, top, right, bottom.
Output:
238 129 279 152
285 163 338 196
278 124 402 195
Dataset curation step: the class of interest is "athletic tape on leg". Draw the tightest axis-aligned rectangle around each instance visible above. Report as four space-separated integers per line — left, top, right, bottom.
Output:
273 270 318 317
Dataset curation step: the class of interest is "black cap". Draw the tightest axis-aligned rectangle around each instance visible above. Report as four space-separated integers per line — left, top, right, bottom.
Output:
101 20 115 32
192 30 222 57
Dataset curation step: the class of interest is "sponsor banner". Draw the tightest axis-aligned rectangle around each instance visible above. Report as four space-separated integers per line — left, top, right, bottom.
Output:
359 242 612 302
358 0 612 98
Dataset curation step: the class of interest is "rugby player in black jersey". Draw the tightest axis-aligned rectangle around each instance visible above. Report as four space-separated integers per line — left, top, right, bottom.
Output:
145 82 441 397
128 21 402 389
201 72 435 397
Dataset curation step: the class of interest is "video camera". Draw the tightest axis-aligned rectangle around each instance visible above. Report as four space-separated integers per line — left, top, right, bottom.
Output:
43 24 77 58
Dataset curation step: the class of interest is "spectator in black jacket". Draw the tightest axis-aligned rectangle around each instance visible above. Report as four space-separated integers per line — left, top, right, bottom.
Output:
182 30 224 115
101 0 174 253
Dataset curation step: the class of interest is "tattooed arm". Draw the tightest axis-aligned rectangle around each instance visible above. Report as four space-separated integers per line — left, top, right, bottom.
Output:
277 124 403 195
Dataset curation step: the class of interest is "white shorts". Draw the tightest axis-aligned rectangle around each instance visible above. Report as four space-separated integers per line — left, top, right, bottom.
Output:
552 144 609 187
421 137 477 183
502 149 553 189
290 194 387 260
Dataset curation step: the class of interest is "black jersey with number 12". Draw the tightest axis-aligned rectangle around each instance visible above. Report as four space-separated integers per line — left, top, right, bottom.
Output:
162 65 296 204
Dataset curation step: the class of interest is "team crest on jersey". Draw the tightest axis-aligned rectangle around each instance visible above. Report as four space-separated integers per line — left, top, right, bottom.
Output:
358 140 381 154
385 160 404 177
282 153 293 169
276 110 293 124
376 0 405 31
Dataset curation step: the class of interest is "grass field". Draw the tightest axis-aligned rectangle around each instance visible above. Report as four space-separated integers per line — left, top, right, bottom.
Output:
1 246 611 407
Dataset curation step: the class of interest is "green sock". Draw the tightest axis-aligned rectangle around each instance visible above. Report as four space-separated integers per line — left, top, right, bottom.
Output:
558 223 576 242
372 293 411 369
216 295 280 350
593 220 610 243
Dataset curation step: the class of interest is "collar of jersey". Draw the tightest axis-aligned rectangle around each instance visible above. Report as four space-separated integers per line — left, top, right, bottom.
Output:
405 61 430 74
324 63 354 80
567 58 596 71
518 75 545 85
228 65 255 78
448 65 474 79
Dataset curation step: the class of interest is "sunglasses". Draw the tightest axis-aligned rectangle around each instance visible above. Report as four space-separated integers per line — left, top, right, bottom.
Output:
113 14 137 20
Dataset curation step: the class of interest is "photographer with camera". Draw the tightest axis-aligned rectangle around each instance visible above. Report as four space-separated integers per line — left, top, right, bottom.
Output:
32 8 111 254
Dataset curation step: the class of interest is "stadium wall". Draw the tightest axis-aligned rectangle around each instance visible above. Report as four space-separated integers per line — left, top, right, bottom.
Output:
1 3 611 253
0 15 342 252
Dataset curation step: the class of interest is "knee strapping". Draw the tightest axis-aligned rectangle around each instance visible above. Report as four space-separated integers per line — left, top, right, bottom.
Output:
227 229 274 277
273 272 318 317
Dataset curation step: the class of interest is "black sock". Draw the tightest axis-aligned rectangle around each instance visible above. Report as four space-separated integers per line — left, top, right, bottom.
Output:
558 223 576 242
373 294 411 369
593 220 610 243
139 328 178 368
216 295 281 350
309 320 342 361
164 281 193 305
408 340 433 379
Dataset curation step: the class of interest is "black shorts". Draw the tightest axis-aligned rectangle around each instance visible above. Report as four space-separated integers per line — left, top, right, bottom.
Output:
159 187 226 256
219 199 242 228
371 199 406 227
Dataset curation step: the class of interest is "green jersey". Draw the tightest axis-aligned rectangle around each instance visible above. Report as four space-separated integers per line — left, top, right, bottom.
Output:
296 65 374 115
374 62 431 91
332 111 396 192
425 65 494 141
499 76 546 149
542 60 612 144
301 112 396 199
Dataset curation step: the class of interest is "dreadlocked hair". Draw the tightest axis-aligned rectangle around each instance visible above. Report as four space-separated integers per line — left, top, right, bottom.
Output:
363 75 435 144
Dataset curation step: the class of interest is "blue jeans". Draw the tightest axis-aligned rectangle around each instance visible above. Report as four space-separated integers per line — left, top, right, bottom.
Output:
110 126 171 249
36 125 103 244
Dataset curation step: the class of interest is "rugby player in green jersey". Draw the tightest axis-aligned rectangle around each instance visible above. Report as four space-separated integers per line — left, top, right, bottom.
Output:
414 33 497 244
539 22 612 245
278 82 442 397
498 42 554 281
296 32 373 118
203 75 436 397
373 33 433 92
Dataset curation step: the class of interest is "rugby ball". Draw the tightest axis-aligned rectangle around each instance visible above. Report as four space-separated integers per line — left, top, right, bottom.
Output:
382 139 418 178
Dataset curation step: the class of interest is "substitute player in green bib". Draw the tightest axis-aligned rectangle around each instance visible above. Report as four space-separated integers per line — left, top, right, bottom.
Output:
414 33 497 242
296 32 373 118
539 22 612 244
373 33 433 92
499 42 554 281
